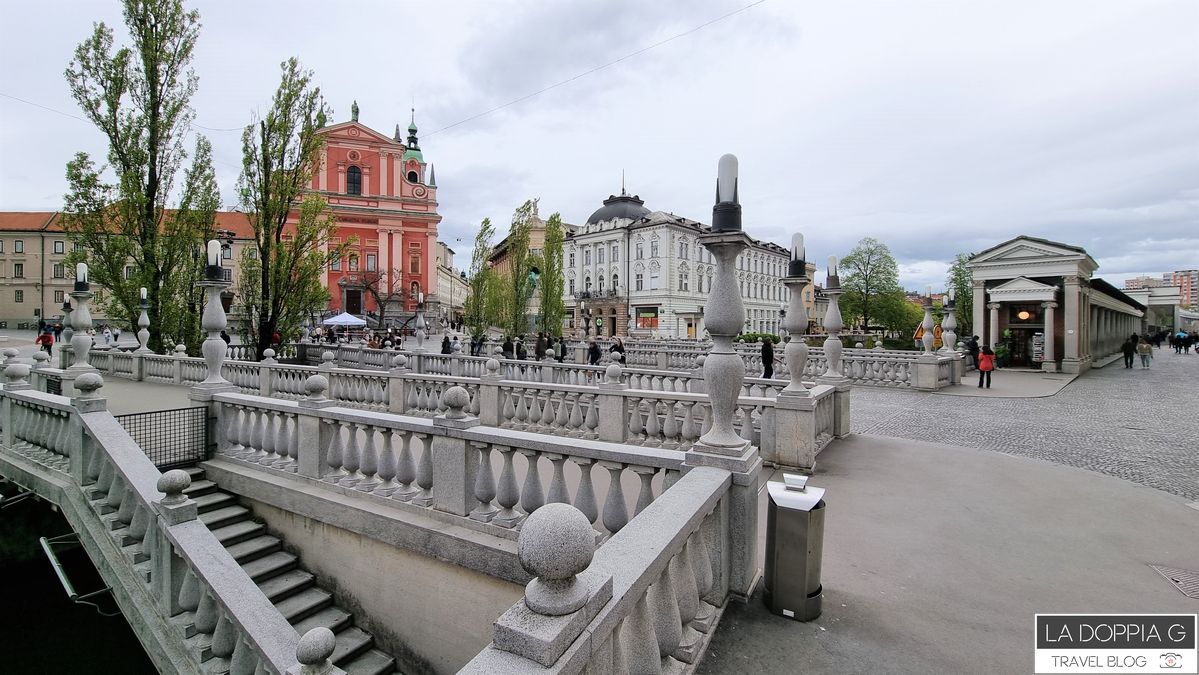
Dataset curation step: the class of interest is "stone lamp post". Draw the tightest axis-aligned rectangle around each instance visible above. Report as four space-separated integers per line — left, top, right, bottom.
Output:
940 288 957 354
68 263 96 372
195 240 233 394
135 286 153 354
819 256 846 382
59 299 74 369
413 292 427 352
780 232 810 396
921 287 936 355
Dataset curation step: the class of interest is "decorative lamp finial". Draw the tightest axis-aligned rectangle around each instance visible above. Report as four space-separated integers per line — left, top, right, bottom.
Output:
788 233 806 277
75 262 89 291
712 153 741 232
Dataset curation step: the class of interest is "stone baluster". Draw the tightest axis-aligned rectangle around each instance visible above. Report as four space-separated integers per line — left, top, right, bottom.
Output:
544 453 570 505
621 593 661 672
340 423 363 487
567 394 585 437
644 398 662 447
583 394 599 439
570 457 599 525
411 433 433 506
469 442 498 522
392 430 418 500
257 411 278 466
373 428 399 496
355 424 381 492
322 420 347 483
518 448 545 515
921 294 936 355
493 446 523 528
631 466 656 515
649 563 684 663
600 461 629 534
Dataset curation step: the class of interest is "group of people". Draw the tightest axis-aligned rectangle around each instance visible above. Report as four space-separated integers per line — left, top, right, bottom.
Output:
499 333 574 363
1120 333 1158 369
34 321 125 354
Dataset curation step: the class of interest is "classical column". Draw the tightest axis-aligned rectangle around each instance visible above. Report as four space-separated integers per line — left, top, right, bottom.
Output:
1061 276 1081 372
1041 301 1057 372
972 280 986 344
987 303 1000 348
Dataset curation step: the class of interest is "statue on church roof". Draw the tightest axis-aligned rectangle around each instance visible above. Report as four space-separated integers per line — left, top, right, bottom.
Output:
351 100 359 122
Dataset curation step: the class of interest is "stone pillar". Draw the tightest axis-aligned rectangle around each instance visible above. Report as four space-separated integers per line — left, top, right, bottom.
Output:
683 155 762 600
135 289 152 354
971 280 986 347
987 303 1000 348
59 300 75 369
1041 301 1058 372
431 387 479 517
67 266 97 373
386 354 409 414
477 357 502 426
297 375 335 479
596 364 628 443
1061 276 1082 372
913 297 940 391
818 266 851 438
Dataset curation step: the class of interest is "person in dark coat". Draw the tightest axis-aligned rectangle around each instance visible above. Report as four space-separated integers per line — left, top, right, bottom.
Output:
761 338 775 379
502 337 514 360
1120 337 1137 368
441 335 452 354
515 339 527 360
609 336 625 364
534 332 547 360
556 336 567 363
588 341 602 365
967 336 981 369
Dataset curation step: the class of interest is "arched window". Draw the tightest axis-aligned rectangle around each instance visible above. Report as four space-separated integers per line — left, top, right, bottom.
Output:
585 276 592 291
598 275 605 292
612 273 619 290
347 165 362 195
407 170 419 183
410 281 420 300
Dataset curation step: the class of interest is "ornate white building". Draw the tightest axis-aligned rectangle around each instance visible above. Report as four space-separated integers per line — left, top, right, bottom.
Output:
564 190 791 338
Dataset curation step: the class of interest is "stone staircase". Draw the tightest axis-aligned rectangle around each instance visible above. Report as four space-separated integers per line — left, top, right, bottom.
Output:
183 467 398 675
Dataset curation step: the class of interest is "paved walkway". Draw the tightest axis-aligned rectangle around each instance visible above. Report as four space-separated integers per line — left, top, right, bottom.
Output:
699 433 1199 675
851 348 1199 500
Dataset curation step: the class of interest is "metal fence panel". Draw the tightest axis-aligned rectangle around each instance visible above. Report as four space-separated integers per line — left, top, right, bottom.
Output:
115 407 209 469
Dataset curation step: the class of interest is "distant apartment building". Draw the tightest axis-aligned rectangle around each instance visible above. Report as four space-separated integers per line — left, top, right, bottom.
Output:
1122 275 1165 290
1169 269 1197 308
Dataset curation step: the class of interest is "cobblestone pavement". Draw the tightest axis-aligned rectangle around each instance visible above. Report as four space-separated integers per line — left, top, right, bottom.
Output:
850 348 1199 500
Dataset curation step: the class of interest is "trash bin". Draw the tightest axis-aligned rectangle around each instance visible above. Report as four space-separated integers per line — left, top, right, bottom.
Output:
764 473 825 621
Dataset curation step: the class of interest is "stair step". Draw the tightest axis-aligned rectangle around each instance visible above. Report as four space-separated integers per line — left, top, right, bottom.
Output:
192 492 237 513
257 569 315 603
240 551 297 583
198 504 251 529
330 626 375 666
210 520 265 546
341 647 396 675
273 587 332 622
292 606 353 635
183 479 219 497
225 535 280 563
185 467 205 481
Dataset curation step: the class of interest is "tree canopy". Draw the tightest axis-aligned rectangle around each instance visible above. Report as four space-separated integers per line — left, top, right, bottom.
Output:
62 0 219 353
539 213 566 336
946 252 974 335
840 237 901 331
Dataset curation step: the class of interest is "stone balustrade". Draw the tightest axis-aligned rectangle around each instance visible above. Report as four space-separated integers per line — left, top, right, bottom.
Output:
0 370 321 675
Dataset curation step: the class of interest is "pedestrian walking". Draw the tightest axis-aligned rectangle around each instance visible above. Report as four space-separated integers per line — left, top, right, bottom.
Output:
587 340 602 365
220 330 231 345
977 346 995 388
535 332 547 360
34 329 54 355
502 337 514 360
112 327 122 344
761 338 775 379
556 336 567 363
1121 337 1137 368
609 336 626 365
441 335 452 354
967 335 981 369
1136 339 1152 369
102 326 112 345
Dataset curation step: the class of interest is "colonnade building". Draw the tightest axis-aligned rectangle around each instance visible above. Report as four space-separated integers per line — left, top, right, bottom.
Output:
967 236 1148 374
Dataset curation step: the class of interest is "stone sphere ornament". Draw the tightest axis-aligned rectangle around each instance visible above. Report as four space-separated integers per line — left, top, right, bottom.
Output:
518 503 595 616
442 385 470 419
296 627 337 666
303 374 330 400
156 469 192 504
605 363 623 384
392 354 408 369
74 371 104 397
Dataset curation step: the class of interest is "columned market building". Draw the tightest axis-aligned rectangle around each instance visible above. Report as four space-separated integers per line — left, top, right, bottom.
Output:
967 236 1145 374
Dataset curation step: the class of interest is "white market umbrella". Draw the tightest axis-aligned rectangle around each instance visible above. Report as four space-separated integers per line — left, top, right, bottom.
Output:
322 312 367 327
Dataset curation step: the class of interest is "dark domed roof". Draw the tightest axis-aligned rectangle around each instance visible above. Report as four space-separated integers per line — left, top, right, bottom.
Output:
586 193 650 225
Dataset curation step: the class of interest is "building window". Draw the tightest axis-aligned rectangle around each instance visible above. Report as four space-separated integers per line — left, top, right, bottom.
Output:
74 241 84 253
411 281 421 299
13 263 23 278
14 240 24 253
409 253 421 274
54 290 65 303
611 245 619 263
584 249 591 265
0 240 4 253
347 165 362 195
585 276 592 292
650 271 659 290
125 266 135 280
366 253 377 272
650 241 659 258
679 242 688 260
54 240 65 254
636 307 659 329
679 272 689 291
635 273 643 291
597 247 605 264
331 257 341 271
14 290 23 303
407 170 419 183
612 273 619 290
53 263 65 278
636 243 643 260
222 268 232 282
569 279 575 295
349 255 360 271
247 248 258 260
569 252 575 267
222 245 232 260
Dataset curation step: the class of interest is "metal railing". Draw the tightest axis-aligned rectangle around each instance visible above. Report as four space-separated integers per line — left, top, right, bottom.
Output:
115 406 209 470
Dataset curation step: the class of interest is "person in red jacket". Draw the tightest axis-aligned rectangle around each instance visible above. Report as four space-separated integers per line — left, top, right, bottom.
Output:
977 346 995 388
34 329 55 354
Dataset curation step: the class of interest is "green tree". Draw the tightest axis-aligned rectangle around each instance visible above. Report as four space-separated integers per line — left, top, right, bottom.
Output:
875 290 924 340
539 212 566 336
499 200 537 337
464 217 497 337
945 252 974 335
236 58 345 357
62 0 219 353
841 237 901 331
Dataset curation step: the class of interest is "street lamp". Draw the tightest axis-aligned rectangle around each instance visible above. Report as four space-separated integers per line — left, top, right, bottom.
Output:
526 266 540 335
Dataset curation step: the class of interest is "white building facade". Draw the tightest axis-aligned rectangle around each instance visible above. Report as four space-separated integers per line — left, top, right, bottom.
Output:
564 192 791 339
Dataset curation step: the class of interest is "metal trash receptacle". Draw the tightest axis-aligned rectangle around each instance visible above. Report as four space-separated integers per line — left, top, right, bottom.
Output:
764 473 825 621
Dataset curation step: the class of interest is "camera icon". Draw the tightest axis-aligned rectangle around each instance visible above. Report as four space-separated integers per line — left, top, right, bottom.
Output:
1161 652 1183 668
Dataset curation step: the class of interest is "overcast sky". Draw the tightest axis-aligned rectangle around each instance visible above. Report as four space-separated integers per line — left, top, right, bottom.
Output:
1 0 1196 290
